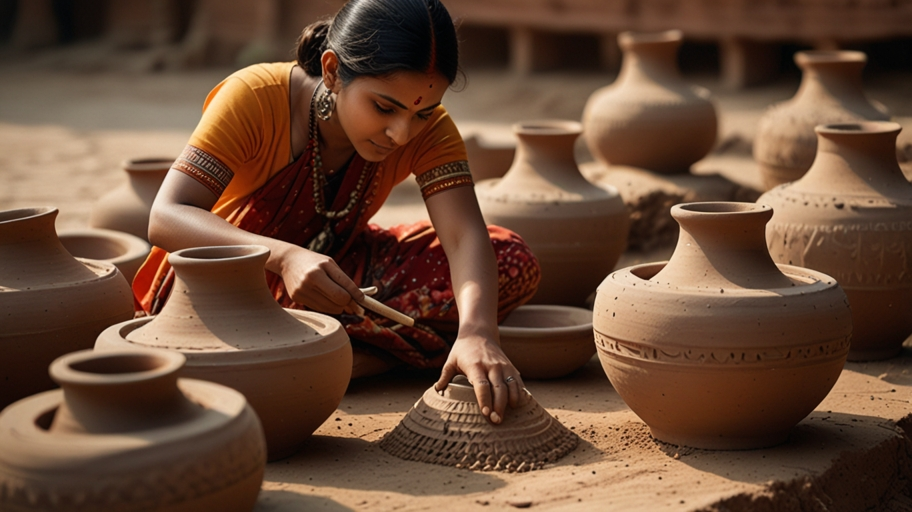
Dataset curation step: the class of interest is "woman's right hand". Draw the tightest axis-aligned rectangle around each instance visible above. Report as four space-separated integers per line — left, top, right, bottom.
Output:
275 245 365 315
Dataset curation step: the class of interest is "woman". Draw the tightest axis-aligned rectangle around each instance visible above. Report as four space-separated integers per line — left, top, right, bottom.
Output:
133 0 540 424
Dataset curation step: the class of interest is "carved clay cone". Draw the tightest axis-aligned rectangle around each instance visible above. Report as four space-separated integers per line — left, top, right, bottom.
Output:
760 121 912 360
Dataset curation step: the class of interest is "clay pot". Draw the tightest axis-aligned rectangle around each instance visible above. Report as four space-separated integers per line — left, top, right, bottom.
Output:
379 375 578 472
0 207 134 410
0 348 266 511
59 228 152 283
594 202 853 450
464 132 516 182
89 157 172 241
759 122 912 361
582 30 718 174
754 51 890 190
498 305 594 379
476 120 629 306
95 245 352 461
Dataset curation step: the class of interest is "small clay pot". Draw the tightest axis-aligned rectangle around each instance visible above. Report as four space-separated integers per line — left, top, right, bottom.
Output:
0 349 266 512
754 51 890 190
759 122 912 361
379 375 578 472
0 207 134 410
594 202 852 450
476 120 629 306
89 157 172 241
582 30 718 174
498 305 594 379
95 245 352 461
59 228 151 283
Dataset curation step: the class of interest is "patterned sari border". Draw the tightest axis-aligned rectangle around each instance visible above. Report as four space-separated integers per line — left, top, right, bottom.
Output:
416 160 473 200
172 145 235 197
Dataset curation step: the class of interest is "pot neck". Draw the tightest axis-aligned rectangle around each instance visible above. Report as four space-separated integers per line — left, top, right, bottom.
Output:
617 33 682 86
0 207 96 284
794 53 867 104
499 123 593 191
49 350 201 434
651 203 792 290
798 122 909 193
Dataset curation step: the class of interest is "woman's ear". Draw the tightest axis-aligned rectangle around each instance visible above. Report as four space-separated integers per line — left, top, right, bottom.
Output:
320 50 342 93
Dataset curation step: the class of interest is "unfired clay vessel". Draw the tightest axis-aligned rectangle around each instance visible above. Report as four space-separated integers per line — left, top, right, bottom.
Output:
594 202 853 450
759 122 912 361
498 305 594 379
59 228 151 283
582 30 718 174
0 348 266 512
476 120 629 306
95 245 352 461
89 157 172 241
0 207 134 410
754 51 890 190
379 375 578 472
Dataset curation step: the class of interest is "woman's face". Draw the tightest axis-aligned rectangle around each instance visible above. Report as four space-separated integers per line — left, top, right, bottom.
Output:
332 70 450 162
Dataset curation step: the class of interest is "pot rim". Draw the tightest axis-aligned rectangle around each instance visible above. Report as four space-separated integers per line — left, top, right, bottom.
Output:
122 157 175 172
512 119 582 137
0 206 56 225
672 201 771 219
169 244 270 266
49 348 185 387
618 29 682 46
499 305 593 336
815 121 902 136
795 50 866 65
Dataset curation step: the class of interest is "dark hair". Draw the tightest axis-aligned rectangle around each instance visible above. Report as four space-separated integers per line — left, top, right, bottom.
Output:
295 0 460 86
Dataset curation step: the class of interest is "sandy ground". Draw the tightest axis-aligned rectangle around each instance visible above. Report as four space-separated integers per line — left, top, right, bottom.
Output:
2 51 912 511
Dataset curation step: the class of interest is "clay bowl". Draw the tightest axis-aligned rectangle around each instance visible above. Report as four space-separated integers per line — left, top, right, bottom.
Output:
379 375 578 472
498 305 595 379
59 228 151 282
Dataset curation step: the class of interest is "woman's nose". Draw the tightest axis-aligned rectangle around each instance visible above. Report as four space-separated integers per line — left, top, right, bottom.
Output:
385 117 409 146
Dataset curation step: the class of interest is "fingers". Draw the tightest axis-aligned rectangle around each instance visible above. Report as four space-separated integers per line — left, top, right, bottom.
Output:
435 362 458 394
466 367 494 421
488 366 508 424
505 372 526 409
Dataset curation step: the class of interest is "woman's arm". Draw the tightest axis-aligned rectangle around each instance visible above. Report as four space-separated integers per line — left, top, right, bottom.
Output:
148 168 364 315
425 186 528 424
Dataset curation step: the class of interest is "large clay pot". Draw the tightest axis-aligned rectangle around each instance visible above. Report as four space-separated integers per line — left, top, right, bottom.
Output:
0 349 266 511
89 157 172 241
498 305 594 379
95 245 352 461
59 228 152 283
582 30 718 174
759 122 912 361
594 202 853 450
379 375 578 472
0 207 134 410
476 120 629 306
754 51 890 190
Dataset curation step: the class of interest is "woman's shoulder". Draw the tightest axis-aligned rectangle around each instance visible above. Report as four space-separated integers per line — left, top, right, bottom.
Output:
223 61 296 90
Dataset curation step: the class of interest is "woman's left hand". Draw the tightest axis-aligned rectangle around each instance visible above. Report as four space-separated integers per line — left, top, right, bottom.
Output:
435 333 528 425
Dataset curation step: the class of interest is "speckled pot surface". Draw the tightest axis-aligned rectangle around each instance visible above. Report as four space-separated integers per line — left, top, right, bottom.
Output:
0 349 265 512
759 122 912 361
476 120 629 306
582 30 718 174
0 207 133 410
754 51 890 190
594 202 852 450
89 157 171 241
95 245 352 461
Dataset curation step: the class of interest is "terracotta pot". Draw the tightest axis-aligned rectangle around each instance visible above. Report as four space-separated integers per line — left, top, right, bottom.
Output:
379 375 578 472
594 202 852 450
754 51 890 190
759 122 912 361
95 245 352 461
0 207 134 410
0 349 266 511
498 305 594 379
476 120 629 306
59 228 152 283
89 157 172 241
582 30 718 174
464 132 516 182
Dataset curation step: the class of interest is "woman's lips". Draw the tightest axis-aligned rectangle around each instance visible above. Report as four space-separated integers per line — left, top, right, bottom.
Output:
370 140 395 153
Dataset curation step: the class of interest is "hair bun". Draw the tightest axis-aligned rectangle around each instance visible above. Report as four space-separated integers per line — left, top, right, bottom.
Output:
296 19 331 76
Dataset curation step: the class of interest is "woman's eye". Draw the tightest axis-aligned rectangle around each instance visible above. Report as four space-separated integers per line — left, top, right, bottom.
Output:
375 103 394 114
416 112 431 121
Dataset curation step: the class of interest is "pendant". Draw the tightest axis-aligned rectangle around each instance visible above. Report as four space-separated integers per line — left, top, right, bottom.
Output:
306 223 335 254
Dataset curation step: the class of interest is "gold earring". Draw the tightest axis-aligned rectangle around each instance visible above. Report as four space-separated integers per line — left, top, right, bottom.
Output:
316 83 334 121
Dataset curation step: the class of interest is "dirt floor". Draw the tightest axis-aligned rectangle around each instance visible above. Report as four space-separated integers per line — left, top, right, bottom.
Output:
2 48 912 511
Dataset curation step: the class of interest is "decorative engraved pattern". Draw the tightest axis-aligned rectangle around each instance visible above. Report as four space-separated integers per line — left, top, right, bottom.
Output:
594 331 851 365
0 413 265 511
172 145 235 197
416 161 473 200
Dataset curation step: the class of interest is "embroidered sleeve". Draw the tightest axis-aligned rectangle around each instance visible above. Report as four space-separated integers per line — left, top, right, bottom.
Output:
171 144 235 197
415 160 473 200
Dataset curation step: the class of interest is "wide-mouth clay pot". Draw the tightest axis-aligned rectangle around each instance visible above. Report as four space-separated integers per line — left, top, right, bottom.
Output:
498 305 595 379
59 227 151 282
594 202 853 450
0 207 134 410
95 244 352 461
379 375 578 472
0 348 265 512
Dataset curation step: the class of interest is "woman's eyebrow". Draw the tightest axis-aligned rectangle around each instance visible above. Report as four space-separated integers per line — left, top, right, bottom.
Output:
375 93 440 112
